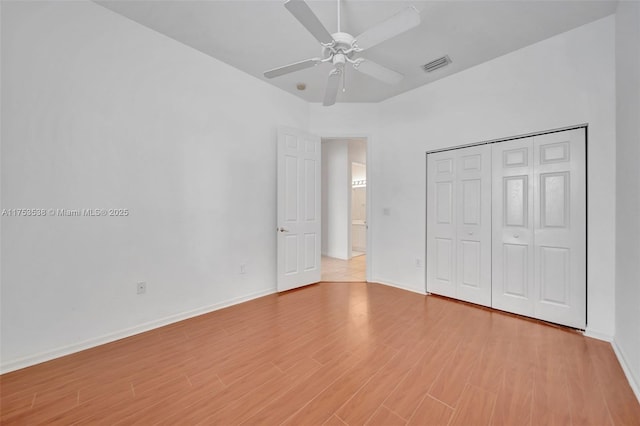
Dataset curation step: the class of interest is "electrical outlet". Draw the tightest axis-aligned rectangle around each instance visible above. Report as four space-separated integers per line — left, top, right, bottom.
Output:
240 264 246 274
137 282 146 295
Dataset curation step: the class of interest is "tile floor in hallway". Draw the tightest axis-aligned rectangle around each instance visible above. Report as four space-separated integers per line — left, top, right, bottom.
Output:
321 254 366 282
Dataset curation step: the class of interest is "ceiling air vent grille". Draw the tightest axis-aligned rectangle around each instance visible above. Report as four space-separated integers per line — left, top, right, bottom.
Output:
422 55 452 73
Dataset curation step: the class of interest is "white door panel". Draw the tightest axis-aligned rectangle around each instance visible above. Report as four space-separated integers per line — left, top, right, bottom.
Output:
277 128 321 292
427 145 491 305
427 151 457 298
533 129 586 328
491 129 586 328
492 138 535 317
455 145 492 307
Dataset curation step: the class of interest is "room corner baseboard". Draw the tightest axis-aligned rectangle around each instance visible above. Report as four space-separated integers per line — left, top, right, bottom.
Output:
371 278 426 296
583 328 614 342
0 288 276 374
612 339 640 404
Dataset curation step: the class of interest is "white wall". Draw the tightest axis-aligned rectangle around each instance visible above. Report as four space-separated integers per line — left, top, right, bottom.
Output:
378 16 616 337
349 139 367 166
0 0 308 371
352 163 366 182
614 0 640 398
321 140 350 259
311 16 617 337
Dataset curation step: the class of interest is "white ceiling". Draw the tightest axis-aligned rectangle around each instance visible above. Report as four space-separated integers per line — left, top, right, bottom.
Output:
96 0 617 104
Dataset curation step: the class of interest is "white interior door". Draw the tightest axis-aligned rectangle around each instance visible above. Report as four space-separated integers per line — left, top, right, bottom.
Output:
427 151 457 298
277 127 321 292
492 138 536 317
455 145 492 307
533 129 586 328
427 145 492 304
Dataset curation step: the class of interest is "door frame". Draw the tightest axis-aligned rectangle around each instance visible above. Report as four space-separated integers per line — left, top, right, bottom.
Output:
425 123 588 328
320 133 373 282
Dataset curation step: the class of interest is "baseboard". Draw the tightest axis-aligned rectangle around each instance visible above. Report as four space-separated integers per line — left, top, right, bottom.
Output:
371 278 426 296
327 254 350 260
583 328 614 342
612 339 640 404
0 288 276 374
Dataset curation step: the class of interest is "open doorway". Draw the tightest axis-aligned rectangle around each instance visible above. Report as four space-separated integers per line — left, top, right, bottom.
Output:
320 138 367 282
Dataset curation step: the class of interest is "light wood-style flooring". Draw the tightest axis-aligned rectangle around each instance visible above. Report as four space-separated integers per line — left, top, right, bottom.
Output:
1 282 639 425
321 255 366 282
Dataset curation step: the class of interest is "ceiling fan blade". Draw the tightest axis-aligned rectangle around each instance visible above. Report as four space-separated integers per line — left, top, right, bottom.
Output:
264 58 322 79
323 69 341 106
285 0 335 45
354 7 420 51
353 58 403 85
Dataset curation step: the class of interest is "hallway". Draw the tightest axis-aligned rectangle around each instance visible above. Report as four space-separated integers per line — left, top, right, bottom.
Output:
321 255 366 282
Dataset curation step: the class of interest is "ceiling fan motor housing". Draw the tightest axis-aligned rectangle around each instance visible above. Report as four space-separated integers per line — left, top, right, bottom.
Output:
323 32 356 61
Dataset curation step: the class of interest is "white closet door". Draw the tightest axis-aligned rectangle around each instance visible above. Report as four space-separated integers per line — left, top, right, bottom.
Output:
492 138 535 317
492 129 586 328
533 129 586 328
427 146 491 305
455 145 492 307
427 151 457 298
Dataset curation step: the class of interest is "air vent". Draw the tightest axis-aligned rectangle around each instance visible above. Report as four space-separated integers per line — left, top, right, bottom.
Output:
422 55 452 73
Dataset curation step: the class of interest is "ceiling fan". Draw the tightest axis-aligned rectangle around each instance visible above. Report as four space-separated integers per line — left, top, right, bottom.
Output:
263 0 421 106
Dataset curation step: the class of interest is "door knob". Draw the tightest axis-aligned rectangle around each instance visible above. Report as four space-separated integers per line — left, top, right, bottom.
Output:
278 227 289 233
514 234 519 238
468 231 473 235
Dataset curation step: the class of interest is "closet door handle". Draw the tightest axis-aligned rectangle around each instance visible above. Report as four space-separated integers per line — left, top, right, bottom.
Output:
514 234 519 238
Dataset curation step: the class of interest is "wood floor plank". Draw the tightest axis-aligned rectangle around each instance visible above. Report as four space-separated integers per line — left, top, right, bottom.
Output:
323 414 349 426
1 282 638 425
335 336 432 425
448 383 497 426
201 357 323 425
468 335 509 394
383 329 459 419
490 363 533 426
240 352 360 425
588 340 640 425
563 338 613 426
407 394 453 426
531 356 573 426
427 340 479 408
157 362 282 425
0 390 36 421
281 344 398 426
365 405 407 426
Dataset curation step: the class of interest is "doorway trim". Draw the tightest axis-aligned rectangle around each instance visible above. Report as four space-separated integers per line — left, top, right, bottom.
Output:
426 123 588 155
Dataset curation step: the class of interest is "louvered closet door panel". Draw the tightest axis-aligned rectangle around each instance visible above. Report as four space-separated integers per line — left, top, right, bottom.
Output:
533 129 586 328
427 151 457 298
455 145 492 307
491 138 536 317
